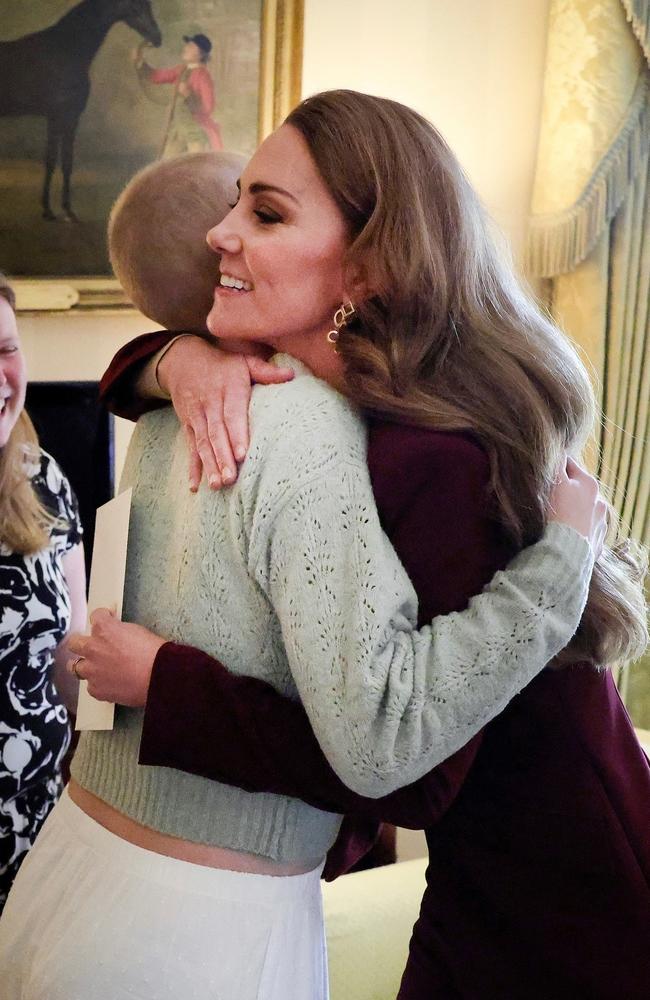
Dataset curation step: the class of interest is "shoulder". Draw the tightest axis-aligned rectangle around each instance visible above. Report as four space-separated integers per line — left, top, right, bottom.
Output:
128 407 181 455
119 407 181 492
34 450 83 547
368 421 490 501
240 361 369 534
370 421 488 472
248 358 367 478
33 448 68 496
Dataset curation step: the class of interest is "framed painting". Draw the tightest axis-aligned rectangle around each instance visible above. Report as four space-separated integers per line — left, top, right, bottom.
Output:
0 0 303 309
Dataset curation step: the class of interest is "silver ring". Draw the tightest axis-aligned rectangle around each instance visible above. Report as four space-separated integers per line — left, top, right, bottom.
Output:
70 654 85 679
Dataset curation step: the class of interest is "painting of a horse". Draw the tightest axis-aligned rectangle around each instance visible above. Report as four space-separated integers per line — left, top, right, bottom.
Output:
0 0 262 278
0 0 161 222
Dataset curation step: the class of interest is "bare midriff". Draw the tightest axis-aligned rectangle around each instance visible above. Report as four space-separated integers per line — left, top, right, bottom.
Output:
68 779 315 875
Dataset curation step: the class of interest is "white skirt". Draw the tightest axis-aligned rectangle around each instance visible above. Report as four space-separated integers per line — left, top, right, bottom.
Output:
0 789 328 1000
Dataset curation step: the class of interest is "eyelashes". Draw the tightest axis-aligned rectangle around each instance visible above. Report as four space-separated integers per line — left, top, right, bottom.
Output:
254 209 282 224
224 200 282 224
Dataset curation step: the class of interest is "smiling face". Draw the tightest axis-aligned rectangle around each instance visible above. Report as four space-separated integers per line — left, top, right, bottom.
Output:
0 296 27 448
205 125 352 362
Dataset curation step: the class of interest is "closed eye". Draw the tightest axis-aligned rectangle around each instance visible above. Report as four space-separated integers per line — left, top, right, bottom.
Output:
254 208 282 224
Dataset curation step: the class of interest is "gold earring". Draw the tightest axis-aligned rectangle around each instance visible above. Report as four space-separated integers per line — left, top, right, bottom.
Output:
327 301 356 350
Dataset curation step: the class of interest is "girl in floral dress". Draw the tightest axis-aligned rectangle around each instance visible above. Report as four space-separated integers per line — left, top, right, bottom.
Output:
0 275 86 911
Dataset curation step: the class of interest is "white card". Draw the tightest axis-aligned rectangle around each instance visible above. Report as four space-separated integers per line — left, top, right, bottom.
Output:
75 488 132 731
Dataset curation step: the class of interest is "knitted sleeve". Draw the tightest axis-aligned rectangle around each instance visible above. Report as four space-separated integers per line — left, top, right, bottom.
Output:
256 462 593 797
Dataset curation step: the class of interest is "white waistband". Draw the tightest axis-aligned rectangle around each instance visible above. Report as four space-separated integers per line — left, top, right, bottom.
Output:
55 788 324 903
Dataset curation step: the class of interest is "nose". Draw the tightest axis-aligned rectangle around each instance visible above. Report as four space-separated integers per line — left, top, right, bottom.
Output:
206 217 242 256
0 366 7 387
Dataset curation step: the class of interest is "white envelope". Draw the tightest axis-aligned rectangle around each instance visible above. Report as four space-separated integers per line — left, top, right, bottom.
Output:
75 488 132 731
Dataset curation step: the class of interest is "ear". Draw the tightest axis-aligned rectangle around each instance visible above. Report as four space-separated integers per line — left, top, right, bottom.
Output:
344 258 380 306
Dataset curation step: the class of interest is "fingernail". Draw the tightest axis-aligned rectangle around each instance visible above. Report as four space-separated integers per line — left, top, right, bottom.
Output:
235 446 246 461
190 483 198 493
221 467 233 483
209 475 220 489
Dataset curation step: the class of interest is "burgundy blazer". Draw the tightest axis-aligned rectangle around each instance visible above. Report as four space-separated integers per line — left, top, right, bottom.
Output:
100 333 650 1000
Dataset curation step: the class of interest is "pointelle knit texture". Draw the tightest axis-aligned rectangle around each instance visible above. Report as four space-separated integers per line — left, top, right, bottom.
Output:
71 357 593 862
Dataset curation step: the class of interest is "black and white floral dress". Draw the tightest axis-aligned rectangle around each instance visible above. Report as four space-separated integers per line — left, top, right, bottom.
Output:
0 450 82 910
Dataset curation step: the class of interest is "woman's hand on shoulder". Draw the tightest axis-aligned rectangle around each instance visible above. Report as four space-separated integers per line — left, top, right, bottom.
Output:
157 336 294 492
548 457 608 559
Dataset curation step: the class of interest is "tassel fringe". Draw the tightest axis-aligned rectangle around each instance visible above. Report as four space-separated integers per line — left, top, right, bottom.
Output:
526 70 649 277
621 0 650 65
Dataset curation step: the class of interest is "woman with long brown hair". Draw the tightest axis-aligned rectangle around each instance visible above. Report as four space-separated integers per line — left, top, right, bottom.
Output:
89 92 649 998
0 275 86 912
0 94 641 999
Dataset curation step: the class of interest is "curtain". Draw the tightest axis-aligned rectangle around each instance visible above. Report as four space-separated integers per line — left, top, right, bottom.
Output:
527 0 650 727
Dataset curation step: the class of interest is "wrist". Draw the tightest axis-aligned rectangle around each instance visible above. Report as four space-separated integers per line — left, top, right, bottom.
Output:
143 637 166 701
156 335 209 394
156 344 178 395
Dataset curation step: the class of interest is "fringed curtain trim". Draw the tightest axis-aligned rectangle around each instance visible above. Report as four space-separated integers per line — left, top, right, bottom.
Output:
621 0 650 63
526 70 649 278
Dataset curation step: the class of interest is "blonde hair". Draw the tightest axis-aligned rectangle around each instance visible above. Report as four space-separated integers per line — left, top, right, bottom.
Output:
0 275 58 554
287 90 648 667
109 151 245 330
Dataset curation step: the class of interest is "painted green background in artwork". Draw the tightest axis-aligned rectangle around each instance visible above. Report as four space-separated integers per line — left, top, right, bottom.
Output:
0 0 261 276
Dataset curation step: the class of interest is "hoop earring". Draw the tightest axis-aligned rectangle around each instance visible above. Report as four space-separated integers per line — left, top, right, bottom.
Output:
326 301 356 350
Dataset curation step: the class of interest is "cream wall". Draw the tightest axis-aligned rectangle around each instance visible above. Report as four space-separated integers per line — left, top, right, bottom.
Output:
302 0 550 263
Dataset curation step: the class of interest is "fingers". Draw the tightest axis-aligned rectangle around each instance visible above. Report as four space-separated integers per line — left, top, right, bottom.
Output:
183 419 218 492
204 405 237 485
222 382 252 464
186 432 204 494
183 390 250 490
89 607 116 627
564 456 579 480
183 411 221 491
67 654 87 680
68 633 89 657
166 348 292 491
565 456 598 495
246 357 295 386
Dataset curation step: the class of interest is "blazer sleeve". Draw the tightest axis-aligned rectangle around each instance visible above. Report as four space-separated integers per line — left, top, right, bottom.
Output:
99 331 177 421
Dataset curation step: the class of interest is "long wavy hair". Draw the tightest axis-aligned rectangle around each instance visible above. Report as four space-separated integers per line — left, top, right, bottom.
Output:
286 90 647 667
0 275 55 554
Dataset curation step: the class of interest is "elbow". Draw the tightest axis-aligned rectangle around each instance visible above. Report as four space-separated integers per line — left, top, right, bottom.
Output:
329 752 408 799
342 770 406 798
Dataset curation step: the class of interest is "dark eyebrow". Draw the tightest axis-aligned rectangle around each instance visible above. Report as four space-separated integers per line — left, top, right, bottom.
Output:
237 178 299 205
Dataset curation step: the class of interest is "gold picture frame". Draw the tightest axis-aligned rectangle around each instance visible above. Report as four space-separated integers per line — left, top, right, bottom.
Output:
10 0 304 313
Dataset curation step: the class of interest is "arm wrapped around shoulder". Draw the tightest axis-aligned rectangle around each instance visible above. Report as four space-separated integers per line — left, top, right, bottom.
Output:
256 449 594 797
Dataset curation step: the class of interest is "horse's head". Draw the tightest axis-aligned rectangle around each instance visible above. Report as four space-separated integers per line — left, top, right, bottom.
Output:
114 0 162 48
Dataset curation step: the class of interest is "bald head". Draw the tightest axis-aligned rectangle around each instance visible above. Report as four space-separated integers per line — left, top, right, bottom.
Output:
109 151 246 330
